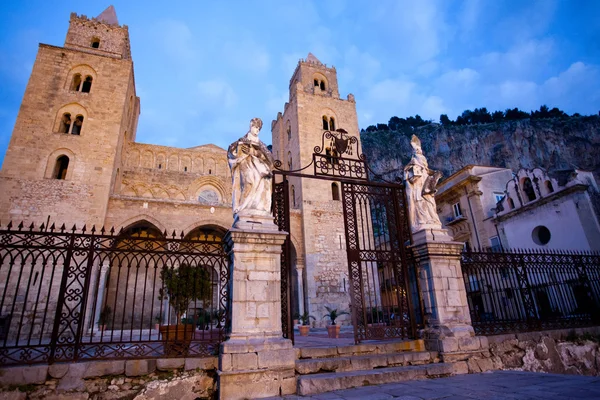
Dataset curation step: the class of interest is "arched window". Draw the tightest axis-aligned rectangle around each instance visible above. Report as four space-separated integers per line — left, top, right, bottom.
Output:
314 79 319 87
54 156 69 180
332 183 340 201
71 74 82 91
91 37 100 48
546 181 554 193
320 81 326 91
287 125 291 140
71 115 84 135
329 117 335 131
522 178 536 202
291 185 296 207
81 76 93 93
508 197 515 209
59 113 71 133
287 151 292 170
322 116 329 130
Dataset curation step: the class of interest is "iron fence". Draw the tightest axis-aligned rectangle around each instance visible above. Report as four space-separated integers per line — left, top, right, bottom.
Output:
461 248 600 335
0 222 229 365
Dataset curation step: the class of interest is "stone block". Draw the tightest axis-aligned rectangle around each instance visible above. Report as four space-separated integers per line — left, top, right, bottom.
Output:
82 360 125 378
136 373 215 400
478 335 489 349
58 363 87 391
281 376 297 395
257 349 295 369
440 337 459 353
516 331 543 342
185 357 217 371
386 353 409 366
299 347 337 359
218 369 287 400
156 358 185 371
125 359 156 377
0 365 48 386
48 363 70 379
474 357 495 372
452 361 469 374
426 363 454 376
458 336 481 351
232 352 258 371
219 354 232 372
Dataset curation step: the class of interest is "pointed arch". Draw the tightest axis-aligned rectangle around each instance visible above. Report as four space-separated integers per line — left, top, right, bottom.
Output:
115 215 168 235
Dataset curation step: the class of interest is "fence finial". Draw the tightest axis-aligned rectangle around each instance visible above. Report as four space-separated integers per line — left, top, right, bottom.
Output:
18 221 24 230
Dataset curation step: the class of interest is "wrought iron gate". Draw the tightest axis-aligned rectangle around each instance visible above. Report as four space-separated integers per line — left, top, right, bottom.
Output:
272 129 420 343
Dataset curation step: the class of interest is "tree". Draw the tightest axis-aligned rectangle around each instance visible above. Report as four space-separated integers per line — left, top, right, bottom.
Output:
376 123 390 131
159 264 213 324
388 116 403 131
439 114 451 125
365 125 378 133
491 110 504 122
504 108 529 120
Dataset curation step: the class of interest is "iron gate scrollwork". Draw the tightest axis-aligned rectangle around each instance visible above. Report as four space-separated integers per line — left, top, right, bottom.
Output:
0 223 230 365
272 128 420 343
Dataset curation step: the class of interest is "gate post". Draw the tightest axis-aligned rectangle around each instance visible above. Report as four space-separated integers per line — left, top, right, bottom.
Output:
410 228 487 359
218 216 296 400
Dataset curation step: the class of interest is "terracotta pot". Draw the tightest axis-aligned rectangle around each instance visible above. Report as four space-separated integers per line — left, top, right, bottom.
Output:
327 324 341 339
299 325 310 337
159 324 195 355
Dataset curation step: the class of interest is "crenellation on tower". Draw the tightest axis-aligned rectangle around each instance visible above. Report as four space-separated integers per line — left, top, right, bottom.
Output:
65 6 131 60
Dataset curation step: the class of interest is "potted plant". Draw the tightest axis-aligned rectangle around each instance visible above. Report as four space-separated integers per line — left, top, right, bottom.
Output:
154 314 163 331
97 305 112 332
296 311 315 336
323 306 349 338
158 264 212 354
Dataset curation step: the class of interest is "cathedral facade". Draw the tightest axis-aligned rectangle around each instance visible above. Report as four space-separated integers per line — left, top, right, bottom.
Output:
0 7 360 325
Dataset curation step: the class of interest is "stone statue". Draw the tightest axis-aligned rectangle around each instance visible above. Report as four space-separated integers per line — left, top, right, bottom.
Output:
404 135 443 233
228 118 274 223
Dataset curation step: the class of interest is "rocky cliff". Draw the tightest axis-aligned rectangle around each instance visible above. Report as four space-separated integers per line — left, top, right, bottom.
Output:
360 115 600 181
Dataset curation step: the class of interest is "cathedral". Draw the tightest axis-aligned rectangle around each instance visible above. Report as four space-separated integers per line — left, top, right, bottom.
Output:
0 6 361 325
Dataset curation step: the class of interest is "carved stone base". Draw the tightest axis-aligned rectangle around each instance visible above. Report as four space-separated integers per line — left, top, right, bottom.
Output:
232 210 277 231
412 227 454 243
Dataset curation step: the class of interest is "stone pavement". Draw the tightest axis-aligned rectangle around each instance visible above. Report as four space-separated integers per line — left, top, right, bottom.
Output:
265 370 600 399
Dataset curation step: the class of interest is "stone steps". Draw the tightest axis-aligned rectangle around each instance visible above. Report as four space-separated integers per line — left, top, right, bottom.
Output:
296 350 438 374
297 362 455 395
296 339 427 360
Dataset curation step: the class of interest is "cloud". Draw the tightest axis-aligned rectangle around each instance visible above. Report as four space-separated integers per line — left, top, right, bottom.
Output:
367 0 451 67
154 19 196 63
474 39 554 81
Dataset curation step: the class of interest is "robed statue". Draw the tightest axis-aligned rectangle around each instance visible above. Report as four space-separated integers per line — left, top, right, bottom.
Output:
404 135 443 233
227 118 274 222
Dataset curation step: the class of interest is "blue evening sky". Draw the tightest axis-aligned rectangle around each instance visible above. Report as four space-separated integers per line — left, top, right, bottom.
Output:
0 1 599 164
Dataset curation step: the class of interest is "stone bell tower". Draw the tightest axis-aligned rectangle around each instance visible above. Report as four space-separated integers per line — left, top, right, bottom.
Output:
0 6 140 227
271 53 361 325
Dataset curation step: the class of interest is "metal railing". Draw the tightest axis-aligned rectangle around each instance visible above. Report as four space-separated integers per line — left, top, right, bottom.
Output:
461 248 600 335
0 222 230 365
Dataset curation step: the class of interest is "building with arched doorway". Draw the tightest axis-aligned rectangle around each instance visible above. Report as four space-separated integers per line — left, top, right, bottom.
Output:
0 7 362 327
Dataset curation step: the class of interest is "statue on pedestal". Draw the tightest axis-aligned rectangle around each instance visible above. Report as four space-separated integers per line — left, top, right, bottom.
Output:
227 118 274 223
404 135 443 233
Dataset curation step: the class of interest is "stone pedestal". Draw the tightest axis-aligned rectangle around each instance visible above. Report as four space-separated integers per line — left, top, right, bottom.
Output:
410 228 486 357
218 225 296 400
